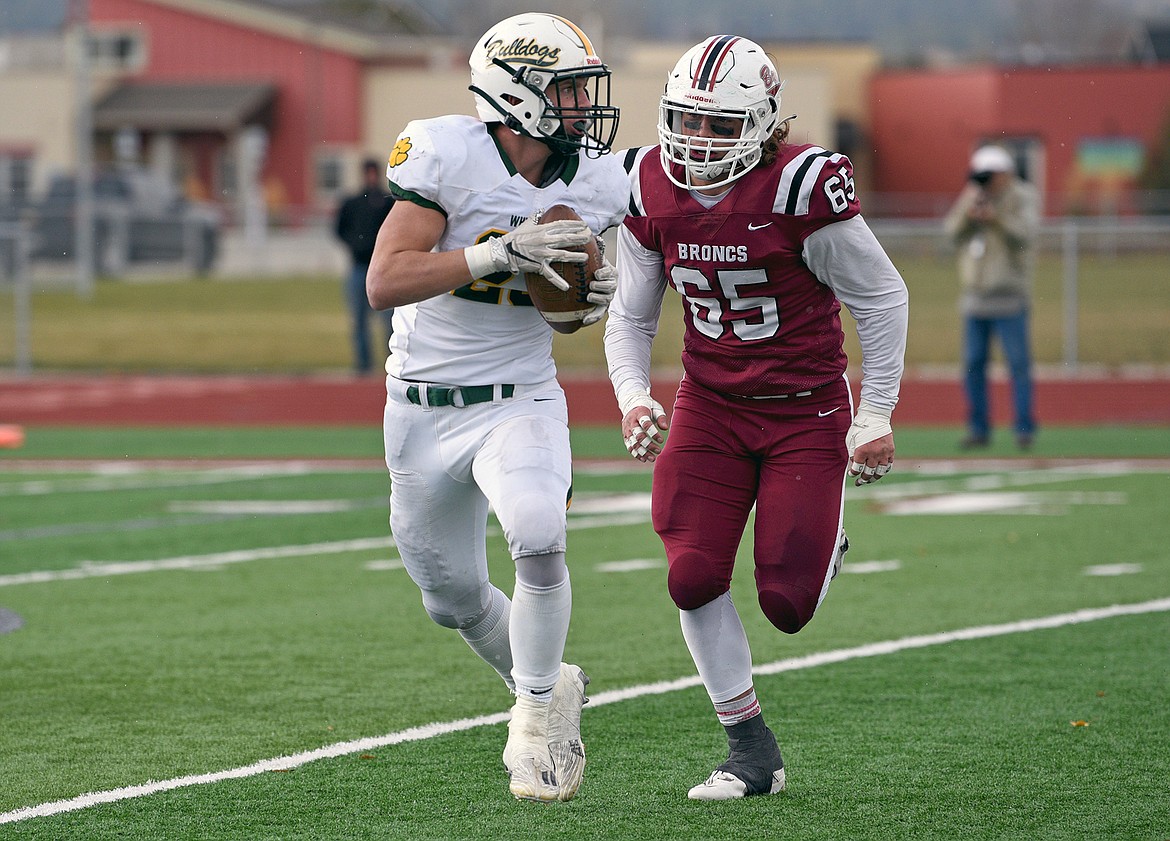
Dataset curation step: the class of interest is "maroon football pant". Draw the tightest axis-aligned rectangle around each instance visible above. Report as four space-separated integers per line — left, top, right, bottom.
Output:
651 376 851 634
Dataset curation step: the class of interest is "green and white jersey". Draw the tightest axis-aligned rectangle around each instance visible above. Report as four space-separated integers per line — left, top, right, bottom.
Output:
384 114 629 386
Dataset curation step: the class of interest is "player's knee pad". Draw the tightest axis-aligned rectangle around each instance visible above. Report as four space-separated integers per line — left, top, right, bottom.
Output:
420 583 492 631
501 493 566 557
667 552 730 611
514 552 568 590
757 584 816 634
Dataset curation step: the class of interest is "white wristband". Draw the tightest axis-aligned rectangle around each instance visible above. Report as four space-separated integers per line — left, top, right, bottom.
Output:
846 401 893 456
617 387 654 418
464 241 502 280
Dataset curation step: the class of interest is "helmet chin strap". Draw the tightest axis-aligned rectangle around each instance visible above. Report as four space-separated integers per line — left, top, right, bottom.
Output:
491 56 532 86
695 161 730 180
540 132 577 156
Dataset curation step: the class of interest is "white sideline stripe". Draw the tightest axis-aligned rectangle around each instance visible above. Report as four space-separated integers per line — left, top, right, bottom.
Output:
4 597 1169 826
0 714 513 826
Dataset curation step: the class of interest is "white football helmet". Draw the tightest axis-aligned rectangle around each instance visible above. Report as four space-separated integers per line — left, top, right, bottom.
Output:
469 13 619 157
658 35 783 190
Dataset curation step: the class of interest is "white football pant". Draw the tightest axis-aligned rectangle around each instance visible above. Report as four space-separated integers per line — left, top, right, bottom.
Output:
383 376 573 694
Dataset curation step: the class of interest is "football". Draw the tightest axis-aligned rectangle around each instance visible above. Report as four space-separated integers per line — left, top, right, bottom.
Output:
524 204 600 334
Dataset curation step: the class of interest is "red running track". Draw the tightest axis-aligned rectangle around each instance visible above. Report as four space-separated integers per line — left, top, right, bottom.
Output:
0 373 1167 427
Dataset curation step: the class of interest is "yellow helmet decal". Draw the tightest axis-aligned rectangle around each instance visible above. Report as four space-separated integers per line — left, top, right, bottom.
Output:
550 15 595 55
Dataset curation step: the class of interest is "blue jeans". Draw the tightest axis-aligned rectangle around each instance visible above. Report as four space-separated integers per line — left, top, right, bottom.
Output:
962 311 1035 439
346 263 394 373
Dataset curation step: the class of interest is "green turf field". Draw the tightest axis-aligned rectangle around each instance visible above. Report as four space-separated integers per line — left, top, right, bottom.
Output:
6 423 1170 461
1 427 1168 838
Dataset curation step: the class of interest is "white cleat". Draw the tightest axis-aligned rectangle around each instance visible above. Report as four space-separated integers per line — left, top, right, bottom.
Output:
503 695 559 802
547 663 590 801
688 767 786 801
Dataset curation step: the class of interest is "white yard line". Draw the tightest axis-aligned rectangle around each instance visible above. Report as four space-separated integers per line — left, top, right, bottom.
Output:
0 537 396 587
3 596 1169 825
0 462 376 497
860 461 1152 502
0 511 649 588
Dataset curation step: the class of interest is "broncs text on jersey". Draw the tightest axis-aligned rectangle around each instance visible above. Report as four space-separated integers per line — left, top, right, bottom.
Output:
677 243 750 262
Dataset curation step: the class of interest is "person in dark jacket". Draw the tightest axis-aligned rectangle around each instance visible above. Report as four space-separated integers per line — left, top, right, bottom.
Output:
336 158 395 373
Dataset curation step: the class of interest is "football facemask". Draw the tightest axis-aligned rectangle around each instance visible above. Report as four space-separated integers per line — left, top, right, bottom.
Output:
658 35 782 190
469 13 620 156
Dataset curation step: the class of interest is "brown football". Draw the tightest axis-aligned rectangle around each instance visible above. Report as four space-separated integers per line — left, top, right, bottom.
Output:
524 204 600 334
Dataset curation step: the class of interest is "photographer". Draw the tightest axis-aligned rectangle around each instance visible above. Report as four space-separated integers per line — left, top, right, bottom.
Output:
943 145 1040 450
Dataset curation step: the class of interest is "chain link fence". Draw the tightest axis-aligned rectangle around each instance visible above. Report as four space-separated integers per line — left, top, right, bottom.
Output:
0 221 32 376
868 216 1170 372
4 212 1169 375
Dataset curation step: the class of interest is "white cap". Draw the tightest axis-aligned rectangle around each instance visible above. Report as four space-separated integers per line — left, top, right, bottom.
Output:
969 145 1013 174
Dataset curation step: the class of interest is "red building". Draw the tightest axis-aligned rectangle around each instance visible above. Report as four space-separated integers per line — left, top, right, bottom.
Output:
81 1 1170 223
870 64 1170 216
88 0 423 223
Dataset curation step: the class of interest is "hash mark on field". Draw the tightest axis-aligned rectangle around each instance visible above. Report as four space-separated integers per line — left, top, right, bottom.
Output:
4 597 1169 826
1084 564 1143 576
596 559 664 573
569 492 651 513
363 560 404 571
842 560 902 574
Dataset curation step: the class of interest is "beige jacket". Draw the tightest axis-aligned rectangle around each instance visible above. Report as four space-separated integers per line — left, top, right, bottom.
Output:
943 178 1039 318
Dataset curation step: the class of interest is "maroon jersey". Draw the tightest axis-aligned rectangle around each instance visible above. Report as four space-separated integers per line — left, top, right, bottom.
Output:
623 143 860 397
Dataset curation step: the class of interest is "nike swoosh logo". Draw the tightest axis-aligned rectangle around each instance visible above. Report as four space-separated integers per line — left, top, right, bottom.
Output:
747 222 773 231
818 407 842 417
534 398 555 402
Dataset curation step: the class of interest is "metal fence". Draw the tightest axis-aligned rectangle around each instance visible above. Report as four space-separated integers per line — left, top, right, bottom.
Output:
4 214 1169 375
869 216 1170 371
20 205 218 278
0 221 32 377
869 216 1170 259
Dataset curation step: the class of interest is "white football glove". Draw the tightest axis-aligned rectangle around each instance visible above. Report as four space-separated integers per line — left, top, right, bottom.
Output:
582 236 617 326
618 387 668 462
846 402 894 485
463 214 590 290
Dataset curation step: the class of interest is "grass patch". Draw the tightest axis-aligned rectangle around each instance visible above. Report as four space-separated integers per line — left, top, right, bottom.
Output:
2 251 1168 374
4 423 1170 462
